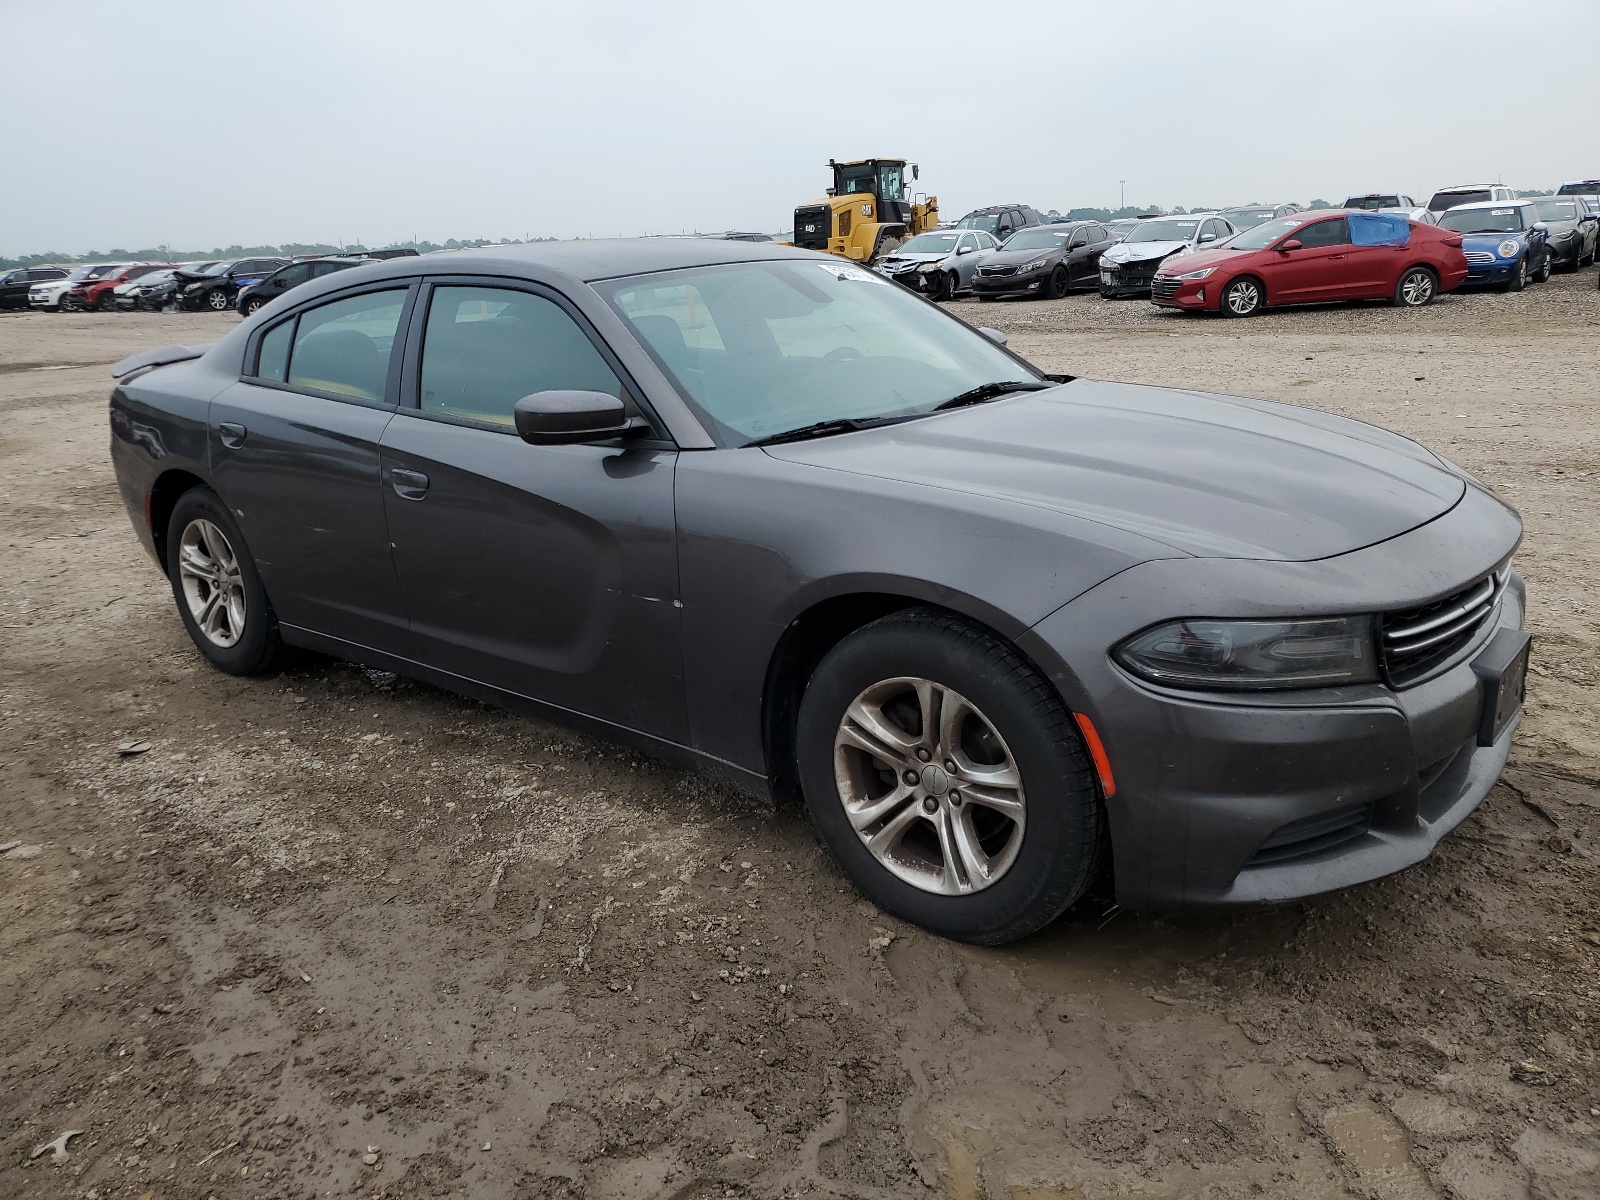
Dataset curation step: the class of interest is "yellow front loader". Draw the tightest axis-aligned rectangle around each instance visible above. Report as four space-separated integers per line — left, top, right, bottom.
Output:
792 158 939 263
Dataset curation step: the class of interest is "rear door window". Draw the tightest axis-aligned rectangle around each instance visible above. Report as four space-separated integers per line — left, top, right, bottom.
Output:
283 289 407 401
418 285 624 427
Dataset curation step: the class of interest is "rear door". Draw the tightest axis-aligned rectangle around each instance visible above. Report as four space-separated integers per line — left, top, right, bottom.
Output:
208 284 414 652
1259 216 1353 303
377 279 686 742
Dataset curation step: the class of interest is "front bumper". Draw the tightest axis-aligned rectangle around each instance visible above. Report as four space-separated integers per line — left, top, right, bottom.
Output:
1024 482 1525 909
1463 259 1519 286
1099 260 1164 297
1150 275 1211 308
972 269 1047 297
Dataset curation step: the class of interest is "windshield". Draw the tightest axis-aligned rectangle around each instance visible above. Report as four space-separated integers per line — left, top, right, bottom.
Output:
1429 189 1491 212
1124 219 1200 243
1227 216 1307 251
1002 228 1072 250
956 213 1000 233
1534 200 1579 222
1439 207 1525 233
896 232 961 255
598 261 1036 447
1222 209 1278 229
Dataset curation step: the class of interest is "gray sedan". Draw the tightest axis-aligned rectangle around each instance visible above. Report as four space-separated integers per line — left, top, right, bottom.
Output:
109 239 1527 945
874 228 999 299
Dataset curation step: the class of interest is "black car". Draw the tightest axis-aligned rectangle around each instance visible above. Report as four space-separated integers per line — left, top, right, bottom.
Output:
971 221 1118 300
1531 198 1599 270
108 239 1526 945
0 265 70 310
176 258 288 312
954 204 1044 243
237 257 370 316
135 263 217 312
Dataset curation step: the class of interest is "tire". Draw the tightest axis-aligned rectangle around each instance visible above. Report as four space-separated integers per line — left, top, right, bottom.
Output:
1393 266 1437 308
1533 249 1551 283
1220 275 1265 317
1045 265 1069 300
98 292 118 312
241 295 265 317
1501 256 1527 293
205 288 231 311
795 608 1102 945
60 295 80 313
165 487 282 675
930 271 955 302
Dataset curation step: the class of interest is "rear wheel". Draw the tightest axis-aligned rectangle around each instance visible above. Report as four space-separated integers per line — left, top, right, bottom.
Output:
1046 265 1069 300
165 487 282 675
1221 275 1265 317
1393 266 1437 307
796 609 1102 945
1533 249 1551 283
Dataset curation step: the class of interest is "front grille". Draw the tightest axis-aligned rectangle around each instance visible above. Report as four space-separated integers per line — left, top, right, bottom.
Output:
1248 803 1374 866
1103 261 1161 287
1379 567 1507 686
1151 277 1181 301
793 205 831 250
1463 250 1494 265
977 265 1016 278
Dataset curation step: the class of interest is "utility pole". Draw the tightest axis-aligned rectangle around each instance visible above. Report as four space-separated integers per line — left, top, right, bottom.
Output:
1120 180 1126 211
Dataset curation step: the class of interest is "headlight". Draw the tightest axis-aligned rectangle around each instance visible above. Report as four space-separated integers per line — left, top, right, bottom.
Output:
1174 266 1215 280
1114 616 1379 690
1019 257 1049 272
1497 239 1520 258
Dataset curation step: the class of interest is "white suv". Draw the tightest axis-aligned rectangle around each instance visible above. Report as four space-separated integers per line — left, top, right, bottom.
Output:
1426 184 1516 216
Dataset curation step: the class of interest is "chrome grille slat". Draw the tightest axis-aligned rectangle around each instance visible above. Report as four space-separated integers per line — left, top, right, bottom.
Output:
1378 568 1507 686
1385 576 1495 640
1463 250 1494 264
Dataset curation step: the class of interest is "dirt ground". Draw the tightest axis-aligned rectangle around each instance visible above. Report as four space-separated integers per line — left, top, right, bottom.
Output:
3 271 1598 1200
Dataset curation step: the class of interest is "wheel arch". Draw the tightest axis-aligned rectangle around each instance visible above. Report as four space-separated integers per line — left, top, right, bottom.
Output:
147 468 211 574
758 588 1085 807
1222 272 1268 309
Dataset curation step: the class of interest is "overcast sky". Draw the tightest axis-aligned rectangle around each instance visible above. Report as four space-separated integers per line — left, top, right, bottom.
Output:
5 0 1597 256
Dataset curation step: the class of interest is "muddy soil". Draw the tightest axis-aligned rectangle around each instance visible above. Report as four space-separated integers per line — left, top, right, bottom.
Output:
3 272 1598 1200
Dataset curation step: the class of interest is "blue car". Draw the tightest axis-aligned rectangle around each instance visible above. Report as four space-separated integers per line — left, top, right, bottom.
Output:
1437 200 1551 292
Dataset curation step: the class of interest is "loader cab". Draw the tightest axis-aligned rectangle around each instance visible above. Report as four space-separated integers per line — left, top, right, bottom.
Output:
832 158 916 224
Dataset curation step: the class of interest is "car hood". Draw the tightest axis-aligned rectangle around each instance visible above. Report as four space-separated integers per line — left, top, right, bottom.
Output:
1102 241 1185 264
1152 246 1240 274
1459 230 1525 252
763 380 1466 561
878 252 949 266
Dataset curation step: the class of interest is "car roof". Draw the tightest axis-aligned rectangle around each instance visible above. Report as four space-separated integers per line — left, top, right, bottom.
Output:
1434 183 1503 192
384 237 820 283
1443 199 1532 211
961 204 1033 216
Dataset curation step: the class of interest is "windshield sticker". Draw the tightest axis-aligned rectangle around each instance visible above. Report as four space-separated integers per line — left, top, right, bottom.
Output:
1491 209 1515 215
817 262 889 285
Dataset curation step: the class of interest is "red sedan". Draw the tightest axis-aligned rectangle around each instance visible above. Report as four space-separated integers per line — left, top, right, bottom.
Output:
1151 211 1467 317
64 263 171 313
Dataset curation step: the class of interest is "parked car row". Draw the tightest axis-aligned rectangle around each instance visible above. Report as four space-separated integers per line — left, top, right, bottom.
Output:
14 249 420 315
893 179 1600 313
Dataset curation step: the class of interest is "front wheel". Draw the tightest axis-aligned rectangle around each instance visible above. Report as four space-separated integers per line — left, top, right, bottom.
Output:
165 487 282 675
1501 256 1527 293
60 295 81 313
205 288 231 311
1045 265 1069 300
1393 266 1437 307
98 292 119 312
241 295 266 317
1220 276 1265 317
931 271 955 302
796 609 1102 945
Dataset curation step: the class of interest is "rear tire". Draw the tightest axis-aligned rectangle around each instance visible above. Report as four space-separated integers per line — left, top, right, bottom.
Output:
1533 249 1551 283
795 608 1103 945
1393 266 1437 307
1221 275 1265 317
165 487 282 676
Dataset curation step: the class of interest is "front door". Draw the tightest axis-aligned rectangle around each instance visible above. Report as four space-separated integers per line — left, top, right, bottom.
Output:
208 285 414 652
378 281 687 743
1259 216 1354 303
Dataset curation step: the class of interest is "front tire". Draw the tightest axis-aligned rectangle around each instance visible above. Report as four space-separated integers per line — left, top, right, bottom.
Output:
1501 256 1527 292
1221 275 1265 317
165 488 282 675
205 288 231 311
1045 265 1069 300
241 295 266 317
1393 266 1437 307
795 609 1102 945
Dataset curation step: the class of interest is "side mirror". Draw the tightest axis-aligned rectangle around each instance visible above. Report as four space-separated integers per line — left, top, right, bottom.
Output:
1198 233 1217 244
1279 239 1303 252
979 327 1008 347
1532 221 1549 233
513 390 631 445
956 245 973 255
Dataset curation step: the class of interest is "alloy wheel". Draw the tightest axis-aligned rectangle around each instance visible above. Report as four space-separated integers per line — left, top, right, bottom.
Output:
1225 279 1261 315
206 289 230 311
177 518 247 648
1400 271 1434 306
832 677 1026 896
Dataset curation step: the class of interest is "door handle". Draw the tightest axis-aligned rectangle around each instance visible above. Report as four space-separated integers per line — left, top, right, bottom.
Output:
389 467 430 500
218 422 247 448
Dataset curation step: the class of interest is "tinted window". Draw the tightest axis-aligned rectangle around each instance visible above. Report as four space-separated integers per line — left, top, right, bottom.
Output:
419 286 622 427
1429 189 1491 212
275 264 313 287
311 260 350 276
255 319 293 382
1294 218 1351 248
286 289 406 400
1068 228 1088 248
